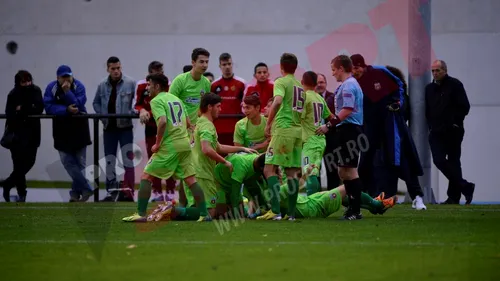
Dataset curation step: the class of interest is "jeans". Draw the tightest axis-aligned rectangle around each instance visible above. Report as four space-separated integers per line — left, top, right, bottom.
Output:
103 128 135 191
59 148 93 195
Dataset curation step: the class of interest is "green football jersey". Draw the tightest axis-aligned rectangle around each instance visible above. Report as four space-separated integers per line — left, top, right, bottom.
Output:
233 115 267 153
193 116 218 180
168 72 211 124
279 185 340 218
150 92 191 153
272 74 305 136
302 90 332 147
214 153 260 187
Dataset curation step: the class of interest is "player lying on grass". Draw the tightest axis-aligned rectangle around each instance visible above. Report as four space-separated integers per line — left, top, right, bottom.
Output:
145 161 396 222
122 73 209 223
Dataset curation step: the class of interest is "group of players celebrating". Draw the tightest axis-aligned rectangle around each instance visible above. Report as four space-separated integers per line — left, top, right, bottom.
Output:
122 48 397 223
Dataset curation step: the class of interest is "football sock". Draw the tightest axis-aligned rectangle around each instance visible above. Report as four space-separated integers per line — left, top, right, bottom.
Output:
343 178 362 214
306 175 321 195
267 176 281 214
174 207 201 220
287 178 299 217
345 192 383 213
189 182 208 217
137 179 152 216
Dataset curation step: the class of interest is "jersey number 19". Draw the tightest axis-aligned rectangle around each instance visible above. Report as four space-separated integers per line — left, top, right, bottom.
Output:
168 101 183 126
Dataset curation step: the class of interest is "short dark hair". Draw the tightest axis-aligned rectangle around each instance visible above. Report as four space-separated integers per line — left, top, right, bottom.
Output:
191 48 210 62
14 70 33 86
183 65 193 73
332 55 353 73
302 71 318 87
106 56 120 67
254 62 268 74
203 72 214 78
243 94 261 107
219 53 231 62
200 92 222 113
146 73 169 91
256 153 266 170
280 53 298 74
148 61 163 73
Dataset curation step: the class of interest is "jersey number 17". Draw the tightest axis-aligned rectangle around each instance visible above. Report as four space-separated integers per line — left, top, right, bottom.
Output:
168 101 183 126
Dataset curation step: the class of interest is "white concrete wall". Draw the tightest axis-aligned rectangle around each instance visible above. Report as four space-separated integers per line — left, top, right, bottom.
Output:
0 0 498 203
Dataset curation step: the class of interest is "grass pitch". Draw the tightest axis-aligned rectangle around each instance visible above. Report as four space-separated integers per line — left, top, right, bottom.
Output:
0 203 499 281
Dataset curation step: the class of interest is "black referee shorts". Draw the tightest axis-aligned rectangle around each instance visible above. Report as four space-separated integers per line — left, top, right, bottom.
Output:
332 124 364 168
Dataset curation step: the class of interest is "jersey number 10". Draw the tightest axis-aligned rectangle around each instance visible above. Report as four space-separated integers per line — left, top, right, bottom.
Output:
292 86 305 112
168 101 183 126
313 102 324 126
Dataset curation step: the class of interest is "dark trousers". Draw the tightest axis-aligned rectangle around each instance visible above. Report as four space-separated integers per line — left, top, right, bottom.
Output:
4 146 38 197
103 128 135 191
322 130 340 190
429 127 467 202
378 154 424 199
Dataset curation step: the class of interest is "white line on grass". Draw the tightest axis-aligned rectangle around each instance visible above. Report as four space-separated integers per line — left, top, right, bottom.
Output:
0 206 499 212
0 239 496 247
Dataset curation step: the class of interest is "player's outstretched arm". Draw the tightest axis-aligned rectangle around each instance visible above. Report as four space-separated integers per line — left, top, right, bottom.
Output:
265 96 282 128
217 143 258 155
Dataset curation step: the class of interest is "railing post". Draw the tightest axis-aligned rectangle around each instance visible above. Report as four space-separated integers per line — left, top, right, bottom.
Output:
93 118 100 202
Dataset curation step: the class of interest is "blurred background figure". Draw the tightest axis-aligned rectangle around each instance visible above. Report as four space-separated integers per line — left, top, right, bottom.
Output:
1 70 44 202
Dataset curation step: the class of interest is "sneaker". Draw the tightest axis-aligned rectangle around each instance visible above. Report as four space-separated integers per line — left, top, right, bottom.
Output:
343 212 363 220
379 195 398 214
412 195 427 210
374 192 385 202
69 191 81 203
256 210 282 220
463 183 475 205
80 190 94 202
148 200 175 222
441 198 459 205
197 215 212 222
151 194 165 202
283 215 296 221
122 213 147 222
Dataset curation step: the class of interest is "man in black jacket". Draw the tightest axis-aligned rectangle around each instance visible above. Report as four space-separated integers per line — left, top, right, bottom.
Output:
1 70 44 202
43 65 93 202
425 60 475 204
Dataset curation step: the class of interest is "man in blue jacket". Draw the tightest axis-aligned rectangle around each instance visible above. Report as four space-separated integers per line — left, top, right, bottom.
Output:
43 65 93 202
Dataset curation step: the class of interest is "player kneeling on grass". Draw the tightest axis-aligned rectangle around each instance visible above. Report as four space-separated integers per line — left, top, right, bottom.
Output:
192 93 258 220
122 74 208 223
269 165 397 219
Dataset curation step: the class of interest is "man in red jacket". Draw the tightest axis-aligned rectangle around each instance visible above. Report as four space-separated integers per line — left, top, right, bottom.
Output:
244 62 274 113
211 53 246 145
135 61 175 201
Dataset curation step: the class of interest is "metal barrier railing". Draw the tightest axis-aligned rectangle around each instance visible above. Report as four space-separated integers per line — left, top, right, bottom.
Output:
0 113 244 202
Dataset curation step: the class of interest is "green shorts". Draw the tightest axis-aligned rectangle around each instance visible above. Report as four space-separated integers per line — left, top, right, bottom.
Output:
297 189 342 218
144 151 195 180
265 135 302 168
197 178 225 208
302 141 325 177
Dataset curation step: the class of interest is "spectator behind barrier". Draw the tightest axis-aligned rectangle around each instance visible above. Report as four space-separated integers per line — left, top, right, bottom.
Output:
1 70 44 202
43 65 93 202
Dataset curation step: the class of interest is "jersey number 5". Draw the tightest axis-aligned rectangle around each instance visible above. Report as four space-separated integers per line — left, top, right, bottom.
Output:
168 101 183 126
292 86 305 112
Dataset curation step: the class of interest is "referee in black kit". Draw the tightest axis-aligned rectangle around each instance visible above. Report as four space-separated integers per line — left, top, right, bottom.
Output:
425 60 475 204
317 55 365 220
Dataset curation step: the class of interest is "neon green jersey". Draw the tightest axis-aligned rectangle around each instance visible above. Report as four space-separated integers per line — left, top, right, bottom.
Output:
193 116 218 180
214 153 260 187
302 90 332 147
168 72 211 124
233 115 267 153
279 185 341 218
272 74 305 136
150 92 191 153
